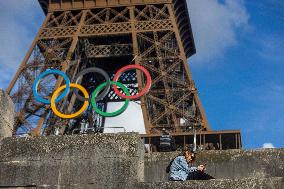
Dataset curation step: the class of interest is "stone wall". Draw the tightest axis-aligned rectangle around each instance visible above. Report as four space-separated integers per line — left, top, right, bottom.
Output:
144 149 284 182
0 133 283 189
0 89 14 139
0 134 144 189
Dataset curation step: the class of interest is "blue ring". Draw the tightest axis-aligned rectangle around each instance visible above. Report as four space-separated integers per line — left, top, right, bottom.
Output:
32 69 70 104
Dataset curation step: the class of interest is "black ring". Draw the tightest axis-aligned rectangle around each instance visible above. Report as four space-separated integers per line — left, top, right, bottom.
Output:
74 67 110 101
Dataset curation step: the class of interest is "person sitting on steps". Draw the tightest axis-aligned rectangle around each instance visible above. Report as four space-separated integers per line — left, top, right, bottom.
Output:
167 149 214 181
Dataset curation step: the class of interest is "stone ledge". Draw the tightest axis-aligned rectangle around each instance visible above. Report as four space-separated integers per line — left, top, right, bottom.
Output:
0 118 13 129
0 89 14 139
0 133 143 161
138 177 284 189
145 149 284 161
144 149 284 181
0 134 144 188
0 112 14 127
0 177 282 189
0 89 15 119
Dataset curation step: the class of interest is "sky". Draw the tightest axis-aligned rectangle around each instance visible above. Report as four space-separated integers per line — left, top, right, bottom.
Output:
0 0 283 149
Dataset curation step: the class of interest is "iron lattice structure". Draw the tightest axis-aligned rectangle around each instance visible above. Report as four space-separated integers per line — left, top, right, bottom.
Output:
6 0 210 136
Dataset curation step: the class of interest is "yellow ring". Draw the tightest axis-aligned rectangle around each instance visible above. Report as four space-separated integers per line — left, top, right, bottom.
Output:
51 83 89 119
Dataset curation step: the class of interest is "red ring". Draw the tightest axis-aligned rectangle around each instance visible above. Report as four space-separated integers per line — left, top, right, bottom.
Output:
113 65 152 100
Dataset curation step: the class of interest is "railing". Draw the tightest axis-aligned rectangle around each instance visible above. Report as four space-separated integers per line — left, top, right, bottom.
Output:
71 126 127 134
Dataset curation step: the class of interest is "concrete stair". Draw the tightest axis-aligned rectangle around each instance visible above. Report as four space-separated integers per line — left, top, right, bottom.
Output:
0 133 283 189
1 178 282 189
138 177 284 189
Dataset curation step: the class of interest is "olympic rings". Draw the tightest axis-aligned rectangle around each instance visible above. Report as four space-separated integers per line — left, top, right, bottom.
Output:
74 67 110 101
91 81 130 117
32 65 152 119
113 65 152 100
51 84 89 119
32 69 70 104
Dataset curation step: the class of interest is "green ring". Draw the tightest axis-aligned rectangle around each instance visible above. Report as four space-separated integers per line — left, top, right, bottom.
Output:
91 81 130 117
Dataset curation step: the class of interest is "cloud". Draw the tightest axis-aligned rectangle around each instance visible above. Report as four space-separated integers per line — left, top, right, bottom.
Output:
0 0 44 89
187 0 250 65
262 143 275 149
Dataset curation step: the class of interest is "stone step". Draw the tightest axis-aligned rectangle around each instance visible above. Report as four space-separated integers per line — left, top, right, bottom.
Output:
138 177 284 189
1 124 284 189
1 178 282 189
144 150 284 182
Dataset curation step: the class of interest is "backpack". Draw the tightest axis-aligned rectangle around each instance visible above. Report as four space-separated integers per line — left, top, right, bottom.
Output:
166 158 175 173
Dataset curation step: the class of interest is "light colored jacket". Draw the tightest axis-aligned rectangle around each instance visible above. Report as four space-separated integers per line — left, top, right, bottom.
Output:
169 156 197 181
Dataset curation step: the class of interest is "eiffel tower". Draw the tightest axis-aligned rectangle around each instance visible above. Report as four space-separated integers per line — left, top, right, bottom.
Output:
6 0 241 150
